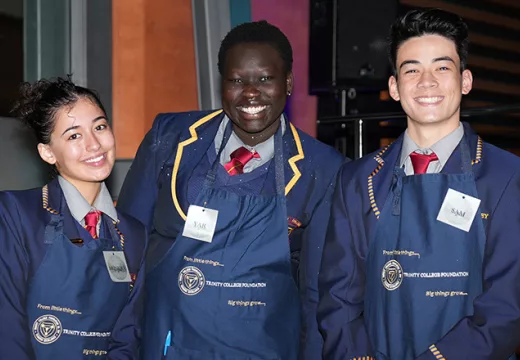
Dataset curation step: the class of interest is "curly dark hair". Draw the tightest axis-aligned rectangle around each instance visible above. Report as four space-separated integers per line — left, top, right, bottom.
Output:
389 8 469 76
11 75 107 144
217 20 293 75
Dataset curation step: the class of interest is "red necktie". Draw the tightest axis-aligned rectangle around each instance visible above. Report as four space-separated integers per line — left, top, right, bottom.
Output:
409 152 438 175
224 147 260 176
84 210 102 239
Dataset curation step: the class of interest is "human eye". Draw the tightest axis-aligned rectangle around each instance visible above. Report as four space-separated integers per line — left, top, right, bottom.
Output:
259 76 273 82
68 133 81 141
229 78 242 84
95 124 108 131
404 68 418 74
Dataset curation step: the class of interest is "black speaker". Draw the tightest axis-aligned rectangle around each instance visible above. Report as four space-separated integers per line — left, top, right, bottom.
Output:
309 0 398 94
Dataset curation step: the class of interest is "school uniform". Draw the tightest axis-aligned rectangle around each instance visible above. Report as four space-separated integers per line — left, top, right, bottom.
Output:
117 109 345 359
318 122 520 359
0 177 147 359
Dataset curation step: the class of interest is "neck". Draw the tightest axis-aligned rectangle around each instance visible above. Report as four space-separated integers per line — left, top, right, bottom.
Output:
407 119 461 148
233 118 281 147
75 181 102 205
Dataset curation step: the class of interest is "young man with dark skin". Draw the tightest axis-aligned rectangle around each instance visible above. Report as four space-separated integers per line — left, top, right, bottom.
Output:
117 21 344 359
318 8 520 360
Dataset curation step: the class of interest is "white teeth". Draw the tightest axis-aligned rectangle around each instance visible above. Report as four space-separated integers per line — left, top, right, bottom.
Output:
85 155 104 163
239 106 267 115
416 97 443 103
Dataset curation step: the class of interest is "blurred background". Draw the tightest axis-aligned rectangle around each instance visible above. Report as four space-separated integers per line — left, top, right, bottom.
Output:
1 0 519 197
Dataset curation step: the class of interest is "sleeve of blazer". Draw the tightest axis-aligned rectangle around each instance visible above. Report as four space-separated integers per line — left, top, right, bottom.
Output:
107 223 148 359
299 179 338 360
0 193 37 360
117 114 166 232
416 170 520 360
318 164 374 360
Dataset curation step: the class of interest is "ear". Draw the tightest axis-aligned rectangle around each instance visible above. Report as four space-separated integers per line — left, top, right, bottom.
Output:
286 71 294 96
37 143 57 166
388 76 400 101
461 69 473 95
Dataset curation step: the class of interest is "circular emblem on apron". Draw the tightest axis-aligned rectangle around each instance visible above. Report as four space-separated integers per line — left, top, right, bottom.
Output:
381 259 403 291
178 266 205 296
32 314 63 344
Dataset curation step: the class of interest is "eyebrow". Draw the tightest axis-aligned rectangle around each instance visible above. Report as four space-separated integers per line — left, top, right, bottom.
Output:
399 56 456 70
432 56 455 64
61 116 107 136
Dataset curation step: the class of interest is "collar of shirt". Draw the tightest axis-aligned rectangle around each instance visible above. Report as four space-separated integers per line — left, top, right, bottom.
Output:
215 114 287 173
399 122 464 173
58 176 118 224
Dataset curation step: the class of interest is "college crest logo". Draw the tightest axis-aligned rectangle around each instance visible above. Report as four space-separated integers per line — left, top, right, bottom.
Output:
381 260 403 291
32 314 63 344
178 266 205 296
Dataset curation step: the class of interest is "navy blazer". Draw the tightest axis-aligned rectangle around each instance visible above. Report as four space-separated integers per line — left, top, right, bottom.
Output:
117 109 346 359
318 123 520 360
0 178 147 360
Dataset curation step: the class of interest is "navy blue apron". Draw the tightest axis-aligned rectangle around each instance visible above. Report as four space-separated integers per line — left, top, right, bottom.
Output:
26 193 130 359
365 138 489 359
144 123 300 359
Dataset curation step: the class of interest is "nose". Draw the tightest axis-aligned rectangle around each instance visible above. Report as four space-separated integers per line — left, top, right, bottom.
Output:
418 71 438 89
85 133 101 152
243 82 261 99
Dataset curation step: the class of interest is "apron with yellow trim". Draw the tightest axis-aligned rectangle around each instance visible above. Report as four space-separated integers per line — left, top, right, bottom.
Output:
143 120 300 359
364 138 487 359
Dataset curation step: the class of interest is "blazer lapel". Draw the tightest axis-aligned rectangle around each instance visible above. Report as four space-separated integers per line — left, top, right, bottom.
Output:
172 110 224 220
45 178 81 240
369 135 403 220
441 122 482 175
282 117 304 196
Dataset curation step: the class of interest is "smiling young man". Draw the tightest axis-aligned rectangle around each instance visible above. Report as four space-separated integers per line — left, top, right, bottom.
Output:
318 8 520 360
117 21 345 359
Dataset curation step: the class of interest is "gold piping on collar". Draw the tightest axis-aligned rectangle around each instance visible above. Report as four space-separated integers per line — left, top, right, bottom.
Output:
42 185 59 214
368 136 483 219
171 110 223 220
285 123 304 196
42 184 125 249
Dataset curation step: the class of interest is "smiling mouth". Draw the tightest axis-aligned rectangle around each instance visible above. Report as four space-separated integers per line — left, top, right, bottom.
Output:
238 105 268 115
84 154 105 163
415 96 444 104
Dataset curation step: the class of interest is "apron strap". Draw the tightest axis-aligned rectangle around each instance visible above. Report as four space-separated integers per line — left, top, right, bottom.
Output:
204 119 286 196
459 135 473 174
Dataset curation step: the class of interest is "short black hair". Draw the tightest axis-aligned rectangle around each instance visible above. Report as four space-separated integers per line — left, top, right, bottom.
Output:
11 75 107 144
389 8 469 75
217 20 293 75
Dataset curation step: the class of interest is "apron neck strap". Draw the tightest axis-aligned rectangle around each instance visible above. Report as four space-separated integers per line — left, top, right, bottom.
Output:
205 119 286 196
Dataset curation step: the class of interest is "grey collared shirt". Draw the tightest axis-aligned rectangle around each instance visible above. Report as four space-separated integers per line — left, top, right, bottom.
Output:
58 176 118 234
399 123 464 175
214 115 286 173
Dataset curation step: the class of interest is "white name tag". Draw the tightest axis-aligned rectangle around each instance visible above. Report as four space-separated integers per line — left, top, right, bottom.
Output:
103 251 132 282
437 188 481 232
182 205 218 243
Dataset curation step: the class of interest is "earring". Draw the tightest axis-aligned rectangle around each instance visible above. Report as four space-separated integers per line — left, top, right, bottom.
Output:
287 91 292 96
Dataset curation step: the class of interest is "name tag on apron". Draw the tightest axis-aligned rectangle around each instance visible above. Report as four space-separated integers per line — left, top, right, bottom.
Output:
103 251 132 282
437 188 481 232
182 205 218 243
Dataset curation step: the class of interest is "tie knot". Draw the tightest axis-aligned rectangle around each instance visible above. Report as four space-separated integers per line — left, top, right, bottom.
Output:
225 147 261 176
85 210 102 227
230 146 260 163
410 151 439 175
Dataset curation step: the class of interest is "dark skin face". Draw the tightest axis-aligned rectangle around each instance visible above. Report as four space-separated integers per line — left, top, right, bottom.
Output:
221 42 293 147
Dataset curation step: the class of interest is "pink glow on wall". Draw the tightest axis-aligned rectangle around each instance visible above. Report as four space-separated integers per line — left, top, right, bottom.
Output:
251 0 317 137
